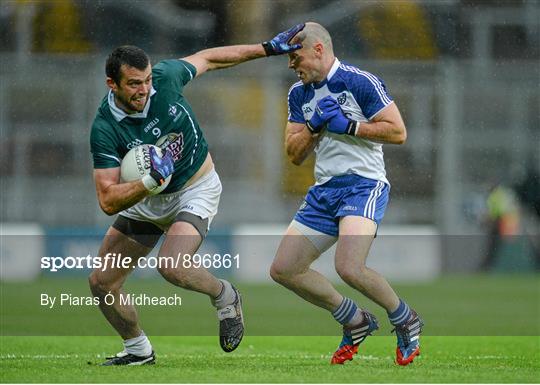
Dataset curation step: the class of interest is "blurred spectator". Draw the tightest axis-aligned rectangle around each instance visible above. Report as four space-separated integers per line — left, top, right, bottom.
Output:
32 0 92 53
515 167 540 270
357 1 438 60
480 184 521 271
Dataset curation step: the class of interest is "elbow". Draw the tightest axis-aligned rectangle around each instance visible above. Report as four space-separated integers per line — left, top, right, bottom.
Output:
395 127 407 145
99 200 119 216
101 206 118 216
289 155 304 166
286 148 304 166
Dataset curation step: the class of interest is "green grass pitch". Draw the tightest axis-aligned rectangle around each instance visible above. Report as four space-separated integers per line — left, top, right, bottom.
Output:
1 275 539 383
1 336 539 383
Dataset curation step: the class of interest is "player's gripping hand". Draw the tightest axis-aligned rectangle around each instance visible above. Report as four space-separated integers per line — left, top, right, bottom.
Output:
262 23 305 56
327 102 358 136
306 95 341 134
142 147 175 191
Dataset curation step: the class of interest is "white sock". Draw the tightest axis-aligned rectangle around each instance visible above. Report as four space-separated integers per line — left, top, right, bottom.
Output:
344 308 364 328
211 279 236 309
123 331 153 357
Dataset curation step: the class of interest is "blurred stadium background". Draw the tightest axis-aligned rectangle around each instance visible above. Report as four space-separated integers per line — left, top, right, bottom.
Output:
1 0 539 286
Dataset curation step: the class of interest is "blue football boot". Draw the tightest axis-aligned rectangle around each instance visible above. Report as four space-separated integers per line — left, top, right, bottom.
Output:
393 309 424 365
331 310 379 364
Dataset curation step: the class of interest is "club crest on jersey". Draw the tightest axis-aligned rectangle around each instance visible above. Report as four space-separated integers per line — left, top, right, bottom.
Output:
155 132 184 162
169 102 184 122
337 93 347 105
126 138 143 149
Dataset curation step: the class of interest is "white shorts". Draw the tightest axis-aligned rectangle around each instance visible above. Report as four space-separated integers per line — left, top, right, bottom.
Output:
120 168 222 232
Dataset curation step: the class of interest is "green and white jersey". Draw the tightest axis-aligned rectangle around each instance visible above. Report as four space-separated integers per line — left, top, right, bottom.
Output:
90 59 208 193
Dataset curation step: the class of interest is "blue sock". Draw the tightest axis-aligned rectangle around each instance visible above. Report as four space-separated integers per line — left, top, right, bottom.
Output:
332 297 358 325
388 299 411 326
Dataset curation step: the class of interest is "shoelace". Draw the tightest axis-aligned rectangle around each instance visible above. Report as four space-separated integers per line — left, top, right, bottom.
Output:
346 313 378 346
391 325 410 347
392 316 422 348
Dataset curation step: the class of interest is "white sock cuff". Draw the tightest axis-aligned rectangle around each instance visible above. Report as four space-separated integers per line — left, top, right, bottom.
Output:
124 330 153 357
212 279 236 309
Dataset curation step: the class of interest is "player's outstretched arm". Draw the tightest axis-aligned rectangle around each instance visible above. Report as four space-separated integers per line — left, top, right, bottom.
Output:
285 121 320 165
182 23 305 77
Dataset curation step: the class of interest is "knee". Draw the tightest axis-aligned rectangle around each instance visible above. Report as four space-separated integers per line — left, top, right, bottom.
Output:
335 261 368 285
157 267 192 289
88 272 118 297
269 263 282 283
269 262 294 285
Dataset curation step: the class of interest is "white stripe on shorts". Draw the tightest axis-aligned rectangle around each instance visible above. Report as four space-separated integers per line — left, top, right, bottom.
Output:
363 181 384 220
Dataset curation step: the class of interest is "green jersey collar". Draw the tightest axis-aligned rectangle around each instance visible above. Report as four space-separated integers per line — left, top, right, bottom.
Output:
108 86 157 122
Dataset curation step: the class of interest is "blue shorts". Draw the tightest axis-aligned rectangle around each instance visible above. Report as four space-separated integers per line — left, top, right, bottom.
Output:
293 174 390 236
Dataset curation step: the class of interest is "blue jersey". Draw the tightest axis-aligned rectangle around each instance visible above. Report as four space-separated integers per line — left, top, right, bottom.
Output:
288 58 393 185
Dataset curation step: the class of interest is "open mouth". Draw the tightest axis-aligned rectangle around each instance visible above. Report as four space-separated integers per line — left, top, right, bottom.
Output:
132 96 146 107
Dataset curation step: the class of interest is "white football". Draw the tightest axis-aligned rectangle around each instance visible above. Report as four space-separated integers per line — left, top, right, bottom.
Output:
120 144 172 195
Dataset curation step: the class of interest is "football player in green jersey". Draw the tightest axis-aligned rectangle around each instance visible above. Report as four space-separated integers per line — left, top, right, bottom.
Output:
88 24 305 366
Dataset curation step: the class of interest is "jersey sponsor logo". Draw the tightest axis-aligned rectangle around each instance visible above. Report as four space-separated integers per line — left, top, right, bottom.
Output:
303 105 313 114
144 117 160 133
337 92 347 105
299 201 307 211
342 205 358 211
156 132 184 162
126 138 143 149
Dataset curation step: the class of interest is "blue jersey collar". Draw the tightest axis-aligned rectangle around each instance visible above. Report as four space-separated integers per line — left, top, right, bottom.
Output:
108 86 157 122
312 58 341 90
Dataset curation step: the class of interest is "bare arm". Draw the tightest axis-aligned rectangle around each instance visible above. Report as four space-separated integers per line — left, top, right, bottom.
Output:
182 44 267 78
180 23 306 77
354 102 407 144
285 121 320 166
93 168 150 216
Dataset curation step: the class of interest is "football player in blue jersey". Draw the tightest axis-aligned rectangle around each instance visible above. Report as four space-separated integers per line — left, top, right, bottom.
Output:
88 25 305 365
270 22 423 366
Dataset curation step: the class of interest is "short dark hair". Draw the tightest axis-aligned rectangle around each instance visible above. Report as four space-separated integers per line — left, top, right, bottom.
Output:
106 45 150 84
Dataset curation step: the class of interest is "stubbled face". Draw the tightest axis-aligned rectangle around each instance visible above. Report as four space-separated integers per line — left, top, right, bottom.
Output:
108 64 152 114
287 43 324 85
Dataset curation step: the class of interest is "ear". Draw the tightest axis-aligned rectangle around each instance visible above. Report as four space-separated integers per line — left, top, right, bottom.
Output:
313 42 324 57
106 77 117 91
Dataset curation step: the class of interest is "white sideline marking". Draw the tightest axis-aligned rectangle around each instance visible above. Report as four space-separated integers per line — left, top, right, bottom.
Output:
1 354 80 359
0 353 517 360
0 354 172 360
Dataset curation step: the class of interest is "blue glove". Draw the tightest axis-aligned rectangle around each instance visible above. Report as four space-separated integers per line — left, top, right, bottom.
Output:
327 107 358 136
262 23 305 56
148 146 174 186
306 96 341 134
